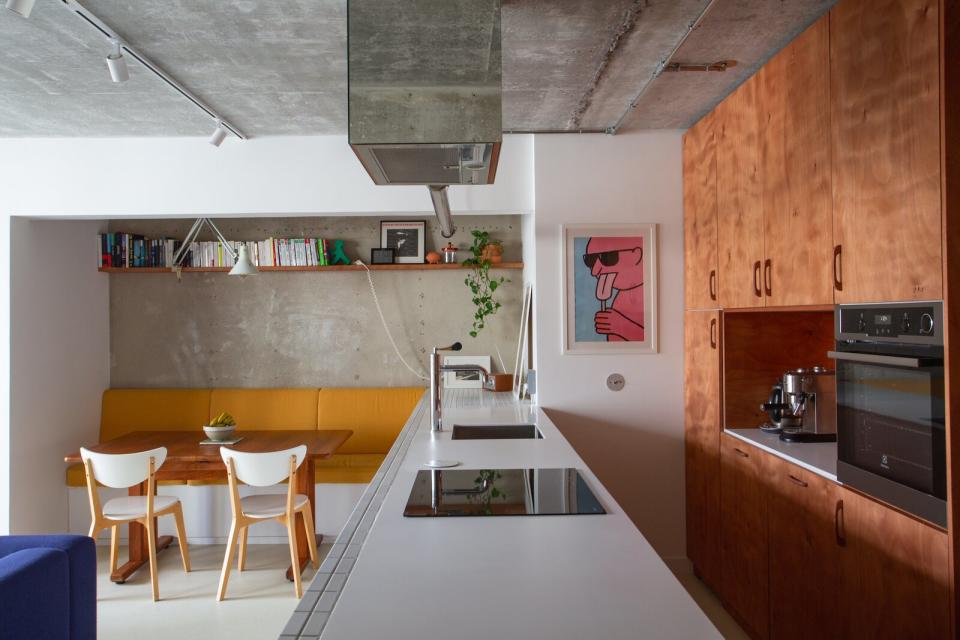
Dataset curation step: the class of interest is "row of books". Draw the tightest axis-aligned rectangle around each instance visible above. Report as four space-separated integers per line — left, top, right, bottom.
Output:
98 234 341 268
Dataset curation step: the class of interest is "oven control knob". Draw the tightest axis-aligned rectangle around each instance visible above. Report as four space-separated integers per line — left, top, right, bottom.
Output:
857 314 867 332
920 313 935 335
901 314 911 334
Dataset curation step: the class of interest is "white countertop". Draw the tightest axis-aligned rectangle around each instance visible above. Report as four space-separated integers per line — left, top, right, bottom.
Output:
725 428 838 481
295 390 720 639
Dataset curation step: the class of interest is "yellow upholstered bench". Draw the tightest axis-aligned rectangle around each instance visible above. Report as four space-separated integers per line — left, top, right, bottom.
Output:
314 387 423 483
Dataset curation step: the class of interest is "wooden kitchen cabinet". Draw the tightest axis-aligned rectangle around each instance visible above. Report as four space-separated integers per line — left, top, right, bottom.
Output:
830 0 942 302
720 435 768 639
758 17 834 307
766 457 844 640
716 77 764 310
684 112 719 310
684 311 722 590
839 487 950 639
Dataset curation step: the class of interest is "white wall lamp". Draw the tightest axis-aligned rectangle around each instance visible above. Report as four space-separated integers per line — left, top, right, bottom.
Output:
5 0 36 18
209 121 228 147
171 218 258 278
105 40 129 83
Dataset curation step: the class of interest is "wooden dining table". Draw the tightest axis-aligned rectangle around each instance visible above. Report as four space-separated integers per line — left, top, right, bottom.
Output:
65 429 352 584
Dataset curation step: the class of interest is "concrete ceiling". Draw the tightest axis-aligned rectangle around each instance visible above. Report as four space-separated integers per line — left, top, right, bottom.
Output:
0 0 835 137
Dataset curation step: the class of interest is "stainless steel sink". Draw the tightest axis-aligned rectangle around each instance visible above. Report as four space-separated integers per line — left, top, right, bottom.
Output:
450 424 543 440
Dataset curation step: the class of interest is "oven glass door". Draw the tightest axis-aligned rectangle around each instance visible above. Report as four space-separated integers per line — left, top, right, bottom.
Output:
835 352 945 499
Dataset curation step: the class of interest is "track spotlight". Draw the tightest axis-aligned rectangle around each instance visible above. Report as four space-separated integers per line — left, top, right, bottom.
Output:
5 0 36 18
105 40 129 83
209 122 228 147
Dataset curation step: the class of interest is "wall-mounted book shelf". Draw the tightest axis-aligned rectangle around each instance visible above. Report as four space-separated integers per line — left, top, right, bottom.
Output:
98 262 524 274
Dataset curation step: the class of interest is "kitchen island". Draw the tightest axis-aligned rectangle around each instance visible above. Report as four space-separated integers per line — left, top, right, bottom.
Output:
281 390 720 639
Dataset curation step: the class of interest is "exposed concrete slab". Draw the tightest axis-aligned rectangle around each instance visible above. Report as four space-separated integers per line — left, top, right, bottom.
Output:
106 216 524 388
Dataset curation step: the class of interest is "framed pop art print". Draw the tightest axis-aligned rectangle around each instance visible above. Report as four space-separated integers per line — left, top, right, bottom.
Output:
561 223 658 355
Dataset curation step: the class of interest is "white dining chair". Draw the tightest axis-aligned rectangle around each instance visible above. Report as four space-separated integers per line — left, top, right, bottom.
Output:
217 445 319 600
80 446 191 602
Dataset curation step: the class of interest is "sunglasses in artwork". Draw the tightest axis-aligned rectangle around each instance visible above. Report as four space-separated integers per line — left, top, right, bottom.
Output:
582 247 642 269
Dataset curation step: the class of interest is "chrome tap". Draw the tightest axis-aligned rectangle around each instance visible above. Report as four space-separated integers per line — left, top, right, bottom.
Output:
430 342 490 432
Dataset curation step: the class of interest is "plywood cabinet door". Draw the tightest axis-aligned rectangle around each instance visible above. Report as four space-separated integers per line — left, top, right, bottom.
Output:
716 77 764 309
839 488 951 639
684 310 722 590
767 458 844 640
759 17 834 307
684 113 719 310
720 435 768 639
830 0 941 302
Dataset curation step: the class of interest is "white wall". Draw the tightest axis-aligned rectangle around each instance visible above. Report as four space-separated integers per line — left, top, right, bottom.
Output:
533 131 686 560
0 135 534 217
9 218 110 533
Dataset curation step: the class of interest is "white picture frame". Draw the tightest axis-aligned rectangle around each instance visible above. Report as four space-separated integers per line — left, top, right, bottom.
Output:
443 355 492 389
380 220 426 264
561 223 659 355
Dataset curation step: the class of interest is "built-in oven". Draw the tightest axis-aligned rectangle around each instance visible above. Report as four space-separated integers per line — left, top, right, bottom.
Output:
830 301 946 527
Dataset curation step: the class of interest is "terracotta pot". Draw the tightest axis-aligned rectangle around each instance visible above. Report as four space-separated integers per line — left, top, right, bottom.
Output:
481 243 504 263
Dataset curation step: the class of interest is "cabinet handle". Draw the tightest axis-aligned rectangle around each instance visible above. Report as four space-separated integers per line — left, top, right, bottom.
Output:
733 447 749 458
763 259 772 297
788 474 808 487
709 270 717 301
835 499 847 547
833 245 843 291
753 261 762 297
709 318 717 350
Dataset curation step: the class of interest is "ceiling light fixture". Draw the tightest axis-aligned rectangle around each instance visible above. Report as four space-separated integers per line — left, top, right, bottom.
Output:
105 40 129 83
171 218 259 277
208 121 228 147
5 0 35 18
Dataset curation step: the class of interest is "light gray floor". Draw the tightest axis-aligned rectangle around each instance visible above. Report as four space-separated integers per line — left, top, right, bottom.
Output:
95 543 329 639
95 544 746 640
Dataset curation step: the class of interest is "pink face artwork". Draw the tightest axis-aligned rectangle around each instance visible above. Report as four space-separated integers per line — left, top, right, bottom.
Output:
585 236 644 342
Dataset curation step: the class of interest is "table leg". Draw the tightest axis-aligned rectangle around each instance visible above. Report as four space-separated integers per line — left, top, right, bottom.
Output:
111 480 173 583
287 459 322 581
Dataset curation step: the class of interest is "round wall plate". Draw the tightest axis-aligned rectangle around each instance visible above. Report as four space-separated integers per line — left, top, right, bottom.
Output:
423 460 460 468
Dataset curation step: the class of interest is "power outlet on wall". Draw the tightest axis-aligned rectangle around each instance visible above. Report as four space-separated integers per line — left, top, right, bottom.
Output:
606 373 625 392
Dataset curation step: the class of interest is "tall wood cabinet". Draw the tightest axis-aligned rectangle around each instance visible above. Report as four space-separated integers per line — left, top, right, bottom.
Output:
684 311 722 590
758 17 834 307
683 113 719 310
830 0 942 302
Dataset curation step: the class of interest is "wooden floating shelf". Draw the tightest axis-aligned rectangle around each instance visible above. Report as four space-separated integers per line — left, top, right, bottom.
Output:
98 262 524 274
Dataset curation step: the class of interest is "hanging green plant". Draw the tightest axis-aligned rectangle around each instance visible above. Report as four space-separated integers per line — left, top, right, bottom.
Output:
462 230 507 338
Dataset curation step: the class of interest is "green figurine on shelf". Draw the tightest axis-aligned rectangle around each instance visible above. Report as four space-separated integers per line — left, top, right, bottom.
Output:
330 239 350 265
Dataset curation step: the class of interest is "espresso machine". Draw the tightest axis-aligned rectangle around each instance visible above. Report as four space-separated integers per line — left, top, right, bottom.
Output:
761 366 837 443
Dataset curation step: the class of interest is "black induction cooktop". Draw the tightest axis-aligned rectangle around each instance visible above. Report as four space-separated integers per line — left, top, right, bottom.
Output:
403 468 606 517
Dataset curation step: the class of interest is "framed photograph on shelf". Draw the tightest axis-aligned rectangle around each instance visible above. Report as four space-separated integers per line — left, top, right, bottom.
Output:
443 355 492 389
561 223 658 355
370 247 396 265
380 220 425 264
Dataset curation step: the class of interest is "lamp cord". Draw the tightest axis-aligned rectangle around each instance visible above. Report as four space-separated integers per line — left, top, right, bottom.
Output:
355 260 430 381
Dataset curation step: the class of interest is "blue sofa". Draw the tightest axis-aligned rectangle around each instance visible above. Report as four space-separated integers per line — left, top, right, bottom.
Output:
0 535 96 640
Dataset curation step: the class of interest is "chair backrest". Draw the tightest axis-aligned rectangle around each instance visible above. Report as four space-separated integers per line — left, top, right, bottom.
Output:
80 447 167 489
220 445 307 487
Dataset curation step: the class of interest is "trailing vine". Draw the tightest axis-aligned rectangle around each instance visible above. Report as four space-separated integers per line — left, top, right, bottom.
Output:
462 230 506 338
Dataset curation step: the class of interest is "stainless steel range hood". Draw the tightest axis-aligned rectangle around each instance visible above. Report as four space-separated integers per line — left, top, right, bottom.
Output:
348 0 502 234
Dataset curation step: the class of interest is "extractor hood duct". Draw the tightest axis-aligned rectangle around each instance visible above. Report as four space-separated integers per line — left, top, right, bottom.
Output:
348 0 502 228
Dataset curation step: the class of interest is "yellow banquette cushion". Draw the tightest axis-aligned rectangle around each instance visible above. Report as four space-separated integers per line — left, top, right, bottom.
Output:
68 387 423 487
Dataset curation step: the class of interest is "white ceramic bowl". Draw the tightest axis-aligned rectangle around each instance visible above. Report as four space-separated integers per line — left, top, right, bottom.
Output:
203 424 237 441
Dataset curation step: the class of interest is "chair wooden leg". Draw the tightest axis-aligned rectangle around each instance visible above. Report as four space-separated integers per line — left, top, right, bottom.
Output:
172 504 191 573
238 526 248 572
144 518 160 602
217 520 240 602
286 517 302 599
109 525 120 574
302 503 319 569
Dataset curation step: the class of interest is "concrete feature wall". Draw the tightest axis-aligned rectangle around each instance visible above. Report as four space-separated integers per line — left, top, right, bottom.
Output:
533 131 686 560
9 218 109 533
108 216 524 387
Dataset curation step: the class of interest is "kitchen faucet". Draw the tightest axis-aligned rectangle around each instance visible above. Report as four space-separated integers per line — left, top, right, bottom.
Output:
430 342 490 432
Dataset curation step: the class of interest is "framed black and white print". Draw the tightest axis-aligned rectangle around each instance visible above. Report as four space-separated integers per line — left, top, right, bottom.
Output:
380 220 426 264
370 247 396 265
